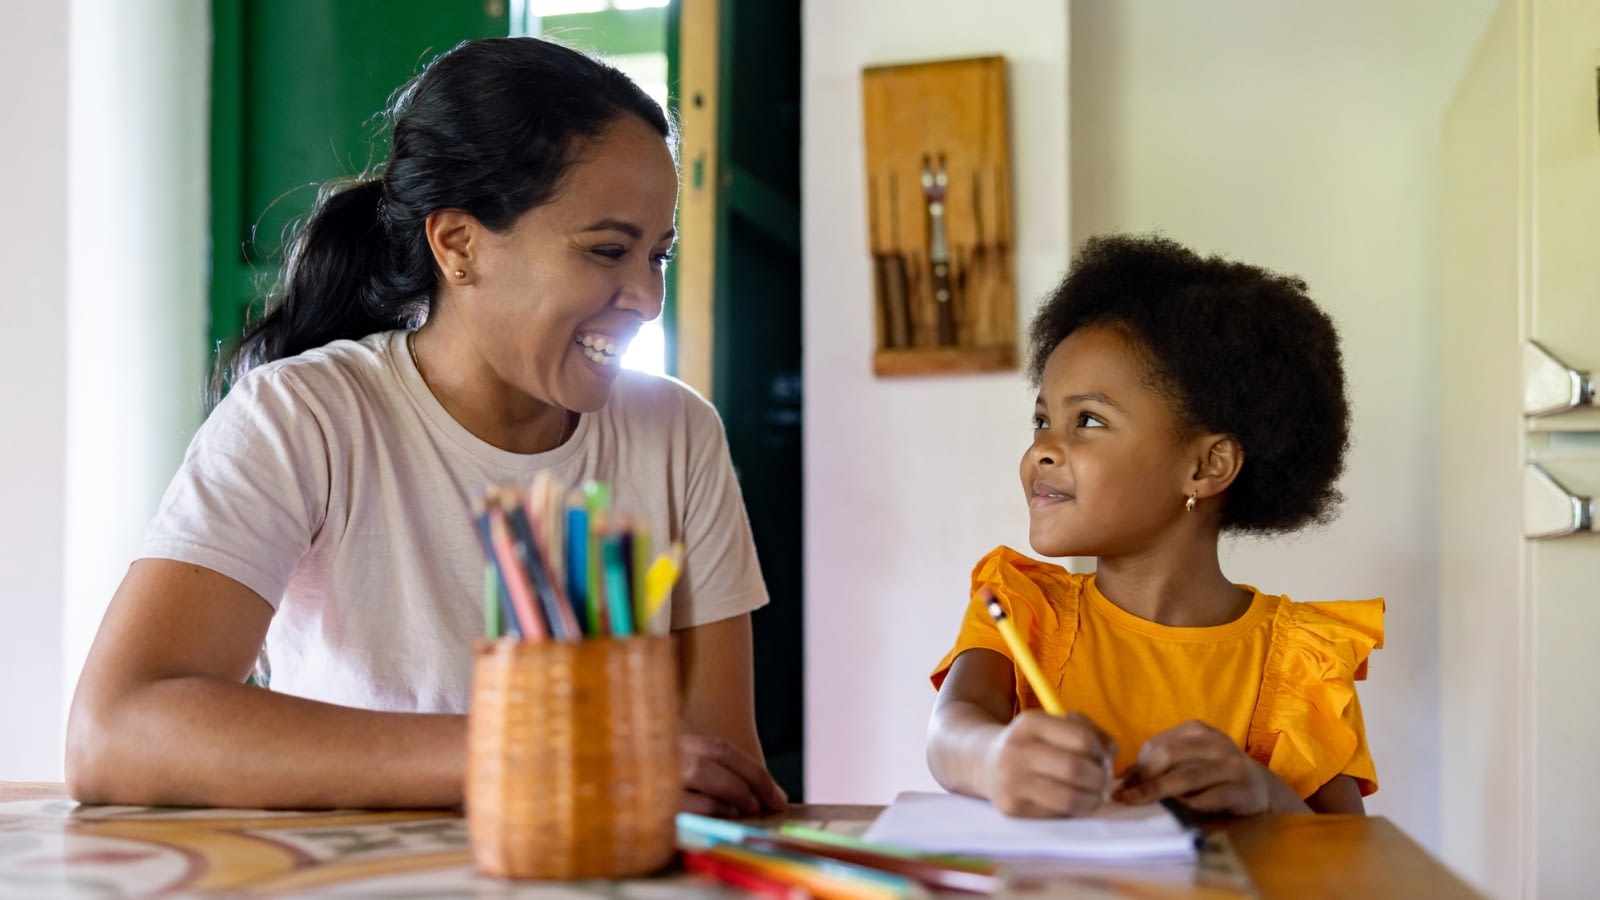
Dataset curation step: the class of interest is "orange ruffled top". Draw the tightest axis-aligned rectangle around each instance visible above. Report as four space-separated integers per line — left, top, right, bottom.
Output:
931 547 1385 799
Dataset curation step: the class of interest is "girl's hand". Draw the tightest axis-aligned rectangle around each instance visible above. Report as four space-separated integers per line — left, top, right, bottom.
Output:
983 710 1116 818
1114 720 1304 815
679 732 788 818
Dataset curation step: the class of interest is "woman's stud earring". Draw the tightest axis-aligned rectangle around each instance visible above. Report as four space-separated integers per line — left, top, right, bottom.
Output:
1185 493 1197 513
453 269 466 280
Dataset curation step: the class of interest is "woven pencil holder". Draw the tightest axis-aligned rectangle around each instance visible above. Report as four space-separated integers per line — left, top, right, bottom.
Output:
466 636 680 880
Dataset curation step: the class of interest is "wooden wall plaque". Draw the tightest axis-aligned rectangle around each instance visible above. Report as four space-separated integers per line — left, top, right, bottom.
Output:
861 55 1016 377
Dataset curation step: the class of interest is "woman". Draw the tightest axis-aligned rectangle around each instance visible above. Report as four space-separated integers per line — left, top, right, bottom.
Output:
66 36 786 817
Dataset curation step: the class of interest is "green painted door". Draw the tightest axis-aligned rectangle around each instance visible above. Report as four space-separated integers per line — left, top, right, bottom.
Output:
708 0 804 800
210 0 507 358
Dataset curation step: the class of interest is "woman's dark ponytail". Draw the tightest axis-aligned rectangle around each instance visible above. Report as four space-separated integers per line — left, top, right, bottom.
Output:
208 36 674 410
209 179 427 407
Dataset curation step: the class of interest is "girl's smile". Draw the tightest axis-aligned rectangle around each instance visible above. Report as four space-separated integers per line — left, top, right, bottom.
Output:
1028 478 1075 508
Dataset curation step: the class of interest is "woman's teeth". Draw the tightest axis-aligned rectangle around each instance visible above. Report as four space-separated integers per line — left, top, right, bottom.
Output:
577 334 620 366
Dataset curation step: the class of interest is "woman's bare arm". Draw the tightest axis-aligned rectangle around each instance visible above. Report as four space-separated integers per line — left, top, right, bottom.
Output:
66 559 465 809
674 613 787 814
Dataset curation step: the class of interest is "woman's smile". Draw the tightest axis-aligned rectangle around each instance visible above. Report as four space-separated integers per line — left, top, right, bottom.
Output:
574 330 629 368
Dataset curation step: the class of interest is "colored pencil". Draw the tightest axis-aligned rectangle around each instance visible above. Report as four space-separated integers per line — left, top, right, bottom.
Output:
532 471 565 597
601 530 635 636
487 503 548 640
683 849 811 899
472 502 524 638
562 492 590 635
483 561 503 638
703 843 926 900
502 489 580 641
582 481 610 634
775 825 993 872
641 544 683 632
630 519 651 628
746 835 1002 894
679 814 1001 894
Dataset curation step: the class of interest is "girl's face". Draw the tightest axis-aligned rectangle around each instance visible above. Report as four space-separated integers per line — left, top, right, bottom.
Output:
466 113 679 413
1021 325 1202 558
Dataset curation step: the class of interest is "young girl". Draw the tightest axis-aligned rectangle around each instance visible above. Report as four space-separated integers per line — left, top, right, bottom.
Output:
66 37 784 817
926 235 1382 818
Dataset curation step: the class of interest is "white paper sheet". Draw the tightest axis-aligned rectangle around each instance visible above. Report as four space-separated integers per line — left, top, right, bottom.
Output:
860 791 1201 862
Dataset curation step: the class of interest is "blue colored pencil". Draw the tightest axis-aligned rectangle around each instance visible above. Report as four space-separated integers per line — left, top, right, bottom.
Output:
602 531 635 636
564 495 591 636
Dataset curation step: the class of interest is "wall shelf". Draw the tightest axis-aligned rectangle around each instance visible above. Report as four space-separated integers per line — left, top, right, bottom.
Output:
872 345 1015 378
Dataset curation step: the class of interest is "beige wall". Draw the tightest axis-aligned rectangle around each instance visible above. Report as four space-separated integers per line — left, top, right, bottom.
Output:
803 0 1501 869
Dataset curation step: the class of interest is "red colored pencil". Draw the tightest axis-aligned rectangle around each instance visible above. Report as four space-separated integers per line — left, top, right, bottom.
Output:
684 849 812 899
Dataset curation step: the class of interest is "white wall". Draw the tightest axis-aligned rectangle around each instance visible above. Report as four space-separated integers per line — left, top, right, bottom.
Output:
0 0 208 781
803 0 1071 802
1440 6 1524 896
1067 0 1495 850
804 0 1497 860
0 1 71 781
63 0 210 733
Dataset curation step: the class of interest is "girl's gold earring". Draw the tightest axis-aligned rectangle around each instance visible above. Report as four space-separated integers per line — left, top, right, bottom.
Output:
1185 493 1197 513
453 269 467 280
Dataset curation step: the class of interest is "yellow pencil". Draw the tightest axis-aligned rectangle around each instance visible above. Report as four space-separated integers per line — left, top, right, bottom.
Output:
982 588 1066 716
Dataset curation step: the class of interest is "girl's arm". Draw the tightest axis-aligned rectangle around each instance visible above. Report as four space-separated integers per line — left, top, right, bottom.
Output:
926 649 1017 797
927 649 1113 817
675 613 788 816
1306 774 1365 814
66 559 466 809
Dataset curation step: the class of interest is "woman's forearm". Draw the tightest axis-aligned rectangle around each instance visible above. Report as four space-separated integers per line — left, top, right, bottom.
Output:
67 675 466 809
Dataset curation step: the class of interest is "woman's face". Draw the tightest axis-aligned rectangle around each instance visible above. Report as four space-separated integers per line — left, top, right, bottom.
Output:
466 113 679 413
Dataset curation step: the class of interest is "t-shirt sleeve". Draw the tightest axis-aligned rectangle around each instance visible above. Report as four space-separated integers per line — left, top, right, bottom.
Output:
929 597 1013 693
137 368 331 608
1253 598 1385 798
668 391 769 629
928 546 1076 699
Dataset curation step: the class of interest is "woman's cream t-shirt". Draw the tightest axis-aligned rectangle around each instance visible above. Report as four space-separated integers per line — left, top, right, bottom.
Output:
139 330 768 712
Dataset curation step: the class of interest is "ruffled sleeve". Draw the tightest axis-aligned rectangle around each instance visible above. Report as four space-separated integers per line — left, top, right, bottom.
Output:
1247 598 1385 798
929 547 1082 714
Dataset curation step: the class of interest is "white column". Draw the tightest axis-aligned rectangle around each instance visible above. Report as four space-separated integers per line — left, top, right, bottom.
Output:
60 0 211 770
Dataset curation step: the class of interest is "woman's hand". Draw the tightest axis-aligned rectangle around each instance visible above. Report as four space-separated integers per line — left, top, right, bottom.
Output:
1114 720 1306 815
983 710 1116 818
679 731 788 817
673 613 786 818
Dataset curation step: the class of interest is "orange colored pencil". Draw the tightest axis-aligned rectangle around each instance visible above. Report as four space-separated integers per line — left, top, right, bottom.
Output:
487 502 547 640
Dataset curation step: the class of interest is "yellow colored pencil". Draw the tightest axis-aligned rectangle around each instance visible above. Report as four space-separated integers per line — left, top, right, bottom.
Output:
982 588 1065 716
639 543 683 632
